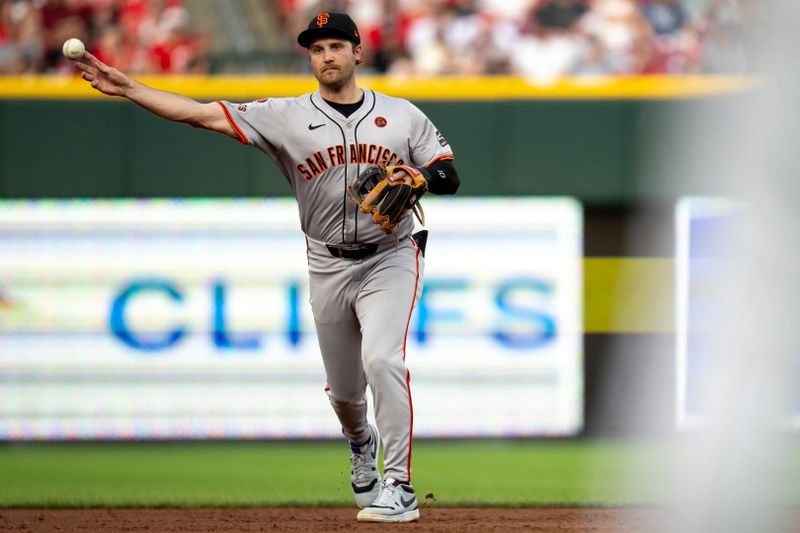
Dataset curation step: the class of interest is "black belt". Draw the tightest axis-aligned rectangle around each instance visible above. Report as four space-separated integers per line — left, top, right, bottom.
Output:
325 231 428 259
325 242 379 259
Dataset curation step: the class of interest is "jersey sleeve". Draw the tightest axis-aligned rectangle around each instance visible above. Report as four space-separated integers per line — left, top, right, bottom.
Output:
407 102 454 168
216 99 285 160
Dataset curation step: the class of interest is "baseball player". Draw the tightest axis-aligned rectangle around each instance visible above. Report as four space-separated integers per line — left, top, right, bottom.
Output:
74 11 459 523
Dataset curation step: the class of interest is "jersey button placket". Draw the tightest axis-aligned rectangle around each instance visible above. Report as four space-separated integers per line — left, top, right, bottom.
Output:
346 131 356 241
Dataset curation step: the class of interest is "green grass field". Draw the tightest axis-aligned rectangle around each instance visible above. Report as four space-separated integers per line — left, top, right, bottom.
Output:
1 439 798 508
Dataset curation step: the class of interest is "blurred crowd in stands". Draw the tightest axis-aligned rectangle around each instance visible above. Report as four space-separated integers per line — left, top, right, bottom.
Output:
281 0 759 79
1 0 758 77
0 0 209 74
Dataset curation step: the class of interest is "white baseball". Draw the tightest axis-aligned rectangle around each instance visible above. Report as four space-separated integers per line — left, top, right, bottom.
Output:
62 38 85 60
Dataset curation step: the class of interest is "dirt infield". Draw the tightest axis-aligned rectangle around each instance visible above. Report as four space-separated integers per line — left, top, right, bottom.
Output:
1 508 798 532
0 508 797 532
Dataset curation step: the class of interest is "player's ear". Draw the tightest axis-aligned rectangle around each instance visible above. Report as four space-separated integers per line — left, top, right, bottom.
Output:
354 44 363 65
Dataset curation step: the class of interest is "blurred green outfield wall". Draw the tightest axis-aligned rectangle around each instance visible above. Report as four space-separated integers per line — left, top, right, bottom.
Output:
0 74 757 202
0 98 707 202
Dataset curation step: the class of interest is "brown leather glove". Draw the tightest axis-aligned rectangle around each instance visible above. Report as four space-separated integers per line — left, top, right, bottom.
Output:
347 165 428 234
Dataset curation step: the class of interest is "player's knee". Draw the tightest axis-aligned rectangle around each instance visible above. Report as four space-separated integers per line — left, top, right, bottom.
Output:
362 356 404 381
327 387 365 406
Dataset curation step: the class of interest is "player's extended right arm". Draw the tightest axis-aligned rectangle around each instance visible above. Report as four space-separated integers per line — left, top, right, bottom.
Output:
74 52 237 140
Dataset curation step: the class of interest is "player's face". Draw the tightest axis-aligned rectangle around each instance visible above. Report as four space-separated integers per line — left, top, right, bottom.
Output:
308 38 362 89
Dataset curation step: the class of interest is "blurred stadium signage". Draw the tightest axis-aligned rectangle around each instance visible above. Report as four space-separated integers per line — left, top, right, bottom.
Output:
674 197 784 429
0 198 583 440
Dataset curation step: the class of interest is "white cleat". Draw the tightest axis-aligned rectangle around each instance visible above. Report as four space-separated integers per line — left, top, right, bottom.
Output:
356 478 420 523
350 424 381 508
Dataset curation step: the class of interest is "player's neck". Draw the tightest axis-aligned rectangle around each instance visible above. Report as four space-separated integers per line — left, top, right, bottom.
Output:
319 81 362 105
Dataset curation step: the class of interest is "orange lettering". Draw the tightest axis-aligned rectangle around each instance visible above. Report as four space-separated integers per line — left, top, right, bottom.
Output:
377 147 391 166
306 157 320 176
314 151 329 171
327 146 337 167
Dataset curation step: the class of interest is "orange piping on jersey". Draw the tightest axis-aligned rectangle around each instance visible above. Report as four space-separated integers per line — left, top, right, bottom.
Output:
216 101 249 145
403 244 421 362
425 153 454 167
402 242 420 482
405 369 414 482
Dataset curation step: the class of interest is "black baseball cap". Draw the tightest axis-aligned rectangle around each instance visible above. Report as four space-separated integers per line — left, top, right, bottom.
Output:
297 12 360 48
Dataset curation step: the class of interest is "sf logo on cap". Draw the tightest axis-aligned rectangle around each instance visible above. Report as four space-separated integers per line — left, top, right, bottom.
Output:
316 12 330 27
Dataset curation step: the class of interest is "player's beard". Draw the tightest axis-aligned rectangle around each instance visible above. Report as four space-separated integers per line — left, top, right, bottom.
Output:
315 63 356 92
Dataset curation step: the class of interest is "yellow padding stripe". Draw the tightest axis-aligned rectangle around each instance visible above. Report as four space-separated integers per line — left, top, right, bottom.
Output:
584 258 674 333
0 75 757 101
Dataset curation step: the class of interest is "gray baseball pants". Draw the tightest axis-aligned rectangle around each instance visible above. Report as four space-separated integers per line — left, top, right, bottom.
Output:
306 236 423 482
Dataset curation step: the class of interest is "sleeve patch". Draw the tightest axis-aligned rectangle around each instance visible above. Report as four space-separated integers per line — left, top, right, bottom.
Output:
436 130 448 147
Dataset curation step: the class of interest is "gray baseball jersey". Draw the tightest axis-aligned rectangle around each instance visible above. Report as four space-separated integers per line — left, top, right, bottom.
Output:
217 89 453 244
217 88 453 483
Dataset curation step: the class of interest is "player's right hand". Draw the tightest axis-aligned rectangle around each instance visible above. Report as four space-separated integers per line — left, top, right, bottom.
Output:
387 168 413 186
74 52 134 97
